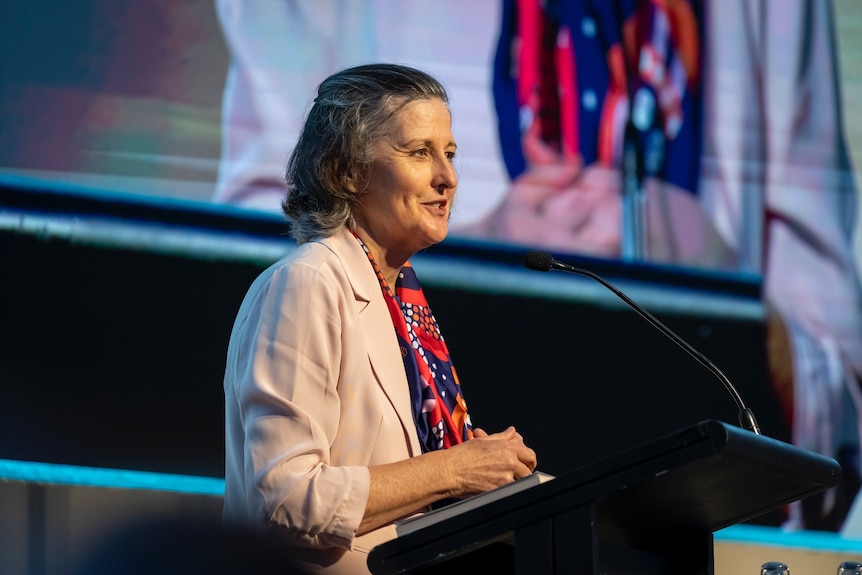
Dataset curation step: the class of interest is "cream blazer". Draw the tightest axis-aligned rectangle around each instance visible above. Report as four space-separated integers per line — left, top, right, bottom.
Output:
223 228 423 574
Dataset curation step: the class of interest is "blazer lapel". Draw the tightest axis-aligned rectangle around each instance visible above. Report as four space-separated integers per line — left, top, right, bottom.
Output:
319 230 422 457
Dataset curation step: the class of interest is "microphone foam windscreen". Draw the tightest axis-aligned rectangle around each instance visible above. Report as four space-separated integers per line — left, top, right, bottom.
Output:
523 251 554 272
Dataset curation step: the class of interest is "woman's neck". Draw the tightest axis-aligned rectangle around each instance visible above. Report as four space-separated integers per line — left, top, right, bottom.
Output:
349 226 406 288
376 258 402 290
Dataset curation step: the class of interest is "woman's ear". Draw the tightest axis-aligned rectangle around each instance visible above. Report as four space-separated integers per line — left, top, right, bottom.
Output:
344 167 369 196
344 174 360 195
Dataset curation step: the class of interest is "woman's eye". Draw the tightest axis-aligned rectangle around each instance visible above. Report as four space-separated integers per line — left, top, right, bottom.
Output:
413 148 427 157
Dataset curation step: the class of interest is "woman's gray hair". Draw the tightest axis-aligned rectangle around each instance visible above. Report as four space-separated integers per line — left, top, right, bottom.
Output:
282 63 450 243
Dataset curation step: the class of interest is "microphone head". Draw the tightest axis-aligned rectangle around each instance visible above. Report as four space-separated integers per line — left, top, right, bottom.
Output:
524 251 555 272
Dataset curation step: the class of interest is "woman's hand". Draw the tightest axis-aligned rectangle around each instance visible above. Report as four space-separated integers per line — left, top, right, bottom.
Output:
360 426 536 534
456 161 737 271
443 426 538 499
456 124 622 256
453 119 736 270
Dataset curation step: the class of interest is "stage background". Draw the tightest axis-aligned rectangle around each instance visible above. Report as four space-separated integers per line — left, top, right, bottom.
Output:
2 0 862 554
3 0 860 270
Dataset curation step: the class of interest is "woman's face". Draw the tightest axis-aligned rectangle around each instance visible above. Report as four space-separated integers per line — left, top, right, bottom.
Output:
351 97 458 264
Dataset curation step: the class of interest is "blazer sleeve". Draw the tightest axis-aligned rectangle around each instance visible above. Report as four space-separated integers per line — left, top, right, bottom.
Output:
226 258 371 550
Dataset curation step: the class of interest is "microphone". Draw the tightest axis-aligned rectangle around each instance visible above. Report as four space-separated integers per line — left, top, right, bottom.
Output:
523 250 761 435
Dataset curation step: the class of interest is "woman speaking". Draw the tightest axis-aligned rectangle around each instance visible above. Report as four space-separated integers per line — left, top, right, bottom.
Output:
222 63 537 573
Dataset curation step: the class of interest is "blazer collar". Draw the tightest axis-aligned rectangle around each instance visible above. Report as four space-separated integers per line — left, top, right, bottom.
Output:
317 228 378 303
317 229 422 457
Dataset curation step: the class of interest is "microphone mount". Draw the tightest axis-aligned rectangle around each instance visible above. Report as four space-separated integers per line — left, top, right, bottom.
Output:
524 250 761 435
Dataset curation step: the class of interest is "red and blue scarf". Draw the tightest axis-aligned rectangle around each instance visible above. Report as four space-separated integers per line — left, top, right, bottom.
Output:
354 234 473 452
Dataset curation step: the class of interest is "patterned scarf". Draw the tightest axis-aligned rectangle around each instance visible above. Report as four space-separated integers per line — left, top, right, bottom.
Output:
353 233 473 452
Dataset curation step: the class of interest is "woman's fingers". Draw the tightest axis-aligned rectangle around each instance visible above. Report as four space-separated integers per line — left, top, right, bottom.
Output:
446 426 538 497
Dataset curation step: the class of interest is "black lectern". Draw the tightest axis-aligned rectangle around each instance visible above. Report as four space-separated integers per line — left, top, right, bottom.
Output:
367 420 842 575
